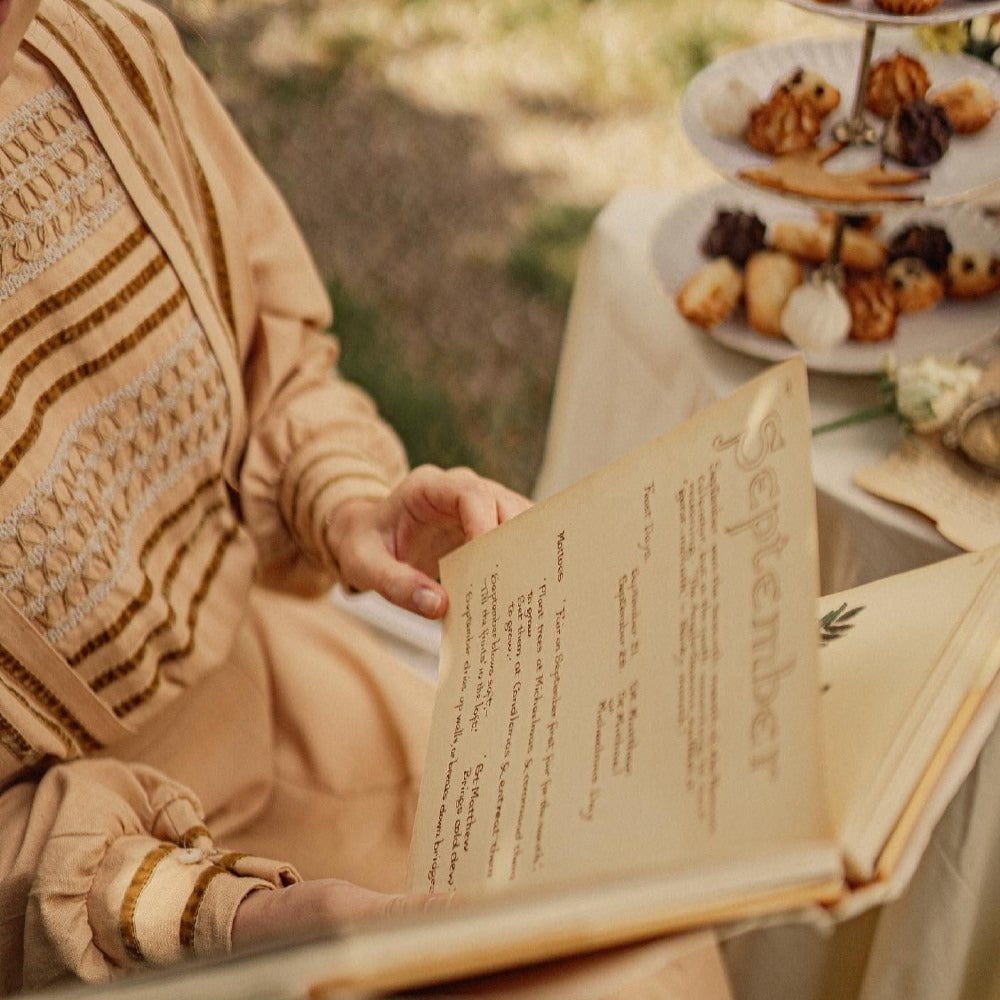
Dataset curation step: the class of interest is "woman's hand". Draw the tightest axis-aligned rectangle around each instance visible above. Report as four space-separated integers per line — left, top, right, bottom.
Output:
232 879 454 950
326 465 530 619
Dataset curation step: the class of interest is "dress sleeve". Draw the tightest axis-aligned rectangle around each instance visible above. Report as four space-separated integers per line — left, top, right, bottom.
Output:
147 6 410 596
4 758 298 990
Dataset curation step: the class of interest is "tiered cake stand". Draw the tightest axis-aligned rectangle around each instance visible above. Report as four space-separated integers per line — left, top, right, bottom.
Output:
661 0 1000 374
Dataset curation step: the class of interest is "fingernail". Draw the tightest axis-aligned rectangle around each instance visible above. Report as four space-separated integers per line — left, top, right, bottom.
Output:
414 587 442 617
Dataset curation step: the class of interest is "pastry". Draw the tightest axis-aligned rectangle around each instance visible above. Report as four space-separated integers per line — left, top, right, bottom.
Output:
700 208 767 267
776 67 841 117
744 250 802 337
886 257 945 313
945 250 1000 299
929 77 999 134
886 223 953 273
745 89 823 156
881 99 953 167
675 257 743 328
701 77 761 139
739 142 926 204
769 220 886 272
779 278 851 352
872 0 944 13
865 52 931 119
845 273 898 342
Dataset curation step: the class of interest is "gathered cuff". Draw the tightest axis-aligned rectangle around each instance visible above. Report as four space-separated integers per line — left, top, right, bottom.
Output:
23 761 301 988
90 837 298 967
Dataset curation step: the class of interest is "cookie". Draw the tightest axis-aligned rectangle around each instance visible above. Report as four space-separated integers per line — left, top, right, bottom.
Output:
882 99 953 167
769 220 886 272
700 208 767 268
929 78 999 134
866 52 931 120
744 251 803 337
886 257 945 313
872 0 943 13
675 257 743 328
845 273 898 343
886 223 953 273
745 89 823 156
776 67 841 117
738 143 926 204
701 77 761 140
945 250 1000 299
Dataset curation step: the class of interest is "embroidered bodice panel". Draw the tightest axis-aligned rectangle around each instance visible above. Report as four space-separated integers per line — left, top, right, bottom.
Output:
0 51 239 726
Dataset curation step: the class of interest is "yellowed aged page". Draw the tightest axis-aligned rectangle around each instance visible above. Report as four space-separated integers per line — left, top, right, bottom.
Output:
408 358 834 902
854 435 1000 552
819 545 1000 881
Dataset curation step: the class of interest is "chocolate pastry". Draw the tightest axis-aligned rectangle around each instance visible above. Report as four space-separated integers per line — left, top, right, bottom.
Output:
886 223 953 274
881 99 953 168
699 209 767 267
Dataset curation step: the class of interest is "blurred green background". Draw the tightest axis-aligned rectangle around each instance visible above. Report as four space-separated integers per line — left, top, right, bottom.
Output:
160 0 847 495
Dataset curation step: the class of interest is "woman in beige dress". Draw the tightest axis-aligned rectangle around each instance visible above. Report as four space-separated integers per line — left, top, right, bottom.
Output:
0 0 530 989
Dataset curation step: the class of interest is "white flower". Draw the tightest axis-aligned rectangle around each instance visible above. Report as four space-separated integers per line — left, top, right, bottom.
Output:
892 355 983 434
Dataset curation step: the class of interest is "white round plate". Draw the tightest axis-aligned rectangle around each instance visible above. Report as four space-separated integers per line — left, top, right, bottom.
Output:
781 0 1000 26
652 184 1000 375
681 37 1000 207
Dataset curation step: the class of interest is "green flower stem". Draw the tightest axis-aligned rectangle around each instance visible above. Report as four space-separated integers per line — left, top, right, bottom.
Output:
811 400 897 436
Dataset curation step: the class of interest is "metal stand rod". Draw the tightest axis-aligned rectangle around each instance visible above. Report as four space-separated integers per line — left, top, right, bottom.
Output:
833 22 879 145
819 214 848 286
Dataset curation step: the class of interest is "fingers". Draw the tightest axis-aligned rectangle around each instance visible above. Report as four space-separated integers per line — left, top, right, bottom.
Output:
233 880 456 949
325 469 530 621
405 465 531 540
339 520 449 619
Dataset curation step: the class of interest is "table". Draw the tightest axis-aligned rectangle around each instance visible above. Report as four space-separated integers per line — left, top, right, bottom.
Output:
533 187 961 595
533 188 1000 1000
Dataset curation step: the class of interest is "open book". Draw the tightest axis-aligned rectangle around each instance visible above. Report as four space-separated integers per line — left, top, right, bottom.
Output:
373 356 1000 991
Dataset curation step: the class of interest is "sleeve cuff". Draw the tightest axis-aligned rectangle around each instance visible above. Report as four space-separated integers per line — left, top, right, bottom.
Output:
90 838 299 968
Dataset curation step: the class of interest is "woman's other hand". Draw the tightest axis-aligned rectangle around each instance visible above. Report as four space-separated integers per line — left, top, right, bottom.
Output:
232 879 454 950
326 465 531 619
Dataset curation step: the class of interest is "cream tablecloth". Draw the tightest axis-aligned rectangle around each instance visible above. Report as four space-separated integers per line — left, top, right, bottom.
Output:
533 187 961 595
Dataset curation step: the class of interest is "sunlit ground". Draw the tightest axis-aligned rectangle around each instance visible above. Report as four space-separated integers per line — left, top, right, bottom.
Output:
165 0 858 493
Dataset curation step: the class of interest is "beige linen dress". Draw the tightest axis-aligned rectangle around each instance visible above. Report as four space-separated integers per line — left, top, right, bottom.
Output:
0 1 433 990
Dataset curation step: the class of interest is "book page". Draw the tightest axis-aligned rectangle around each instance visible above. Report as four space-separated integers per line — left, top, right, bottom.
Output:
854 435 1000 553
819 544 1000 880
408 359 833 897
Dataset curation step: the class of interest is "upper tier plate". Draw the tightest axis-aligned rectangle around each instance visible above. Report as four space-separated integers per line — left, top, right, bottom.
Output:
681 37 1000 207
782 0 1000 26
652 183 1000 375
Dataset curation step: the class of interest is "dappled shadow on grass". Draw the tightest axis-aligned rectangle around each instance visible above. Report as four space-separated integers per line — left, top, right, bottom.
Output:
189 25 579 496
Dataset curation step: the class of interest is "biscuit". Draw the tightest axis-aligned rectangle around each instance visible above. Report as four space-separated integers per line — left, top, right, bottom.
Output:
872 0 943 14
845 274 898 342
882 99 953 167
769 220 886 272
886 257 945 313
745 90 822 156
886 223 953 273
929 78 999 135
744 251 802 337
676 257 743 328
945 250 1000 300
776 67 841 117
865 52 931 120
